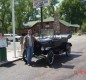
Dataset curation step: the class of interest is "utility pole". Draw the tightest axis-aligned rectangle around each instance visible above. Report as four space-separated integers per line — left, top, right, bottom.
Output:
33 0 50 37
12 0 16 58
41 7 43 30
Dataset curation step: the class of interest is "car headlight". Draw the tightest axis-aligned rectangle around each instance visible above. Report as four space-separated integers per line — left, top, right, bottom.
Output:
41 47 44 51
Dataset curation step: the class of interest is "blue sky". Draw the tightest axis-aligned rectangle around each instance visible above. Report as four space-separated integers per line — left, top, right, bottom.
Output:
55 0 63 7
58 0 63 4
58 0 63 3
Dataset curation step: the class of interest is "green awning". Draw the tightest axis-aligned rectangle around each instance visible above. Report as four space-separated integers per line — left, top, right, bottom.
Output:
23 21 39 28
23 17 80 28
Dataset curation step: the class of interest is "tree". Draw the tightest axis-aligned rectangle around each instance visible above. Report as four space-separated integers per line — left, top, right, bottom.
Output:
0 0 59 33
0 0 39 32
82 22 86 32
46 0 59 17
39 0 59 19
15 0 39 29
59 0 86 26
0 0 11 33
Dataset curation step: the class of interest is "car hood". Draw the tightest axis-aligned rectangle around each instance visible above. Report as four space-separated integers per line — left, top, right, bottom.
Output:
38 38 52 45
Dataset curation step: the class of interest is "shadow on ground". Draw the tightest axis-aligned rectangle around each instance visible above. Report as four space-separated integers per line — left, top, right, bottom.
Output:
31 51 82 69
0 62 16 68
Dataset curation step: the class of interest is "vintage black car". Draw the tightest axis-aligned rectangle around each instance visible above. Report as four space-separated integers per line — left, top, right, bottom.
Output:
23 29 72 65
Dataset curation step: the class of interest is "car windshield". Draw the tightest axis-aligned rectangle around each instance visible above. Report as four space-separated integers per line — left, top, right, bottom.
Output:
39 29 54 39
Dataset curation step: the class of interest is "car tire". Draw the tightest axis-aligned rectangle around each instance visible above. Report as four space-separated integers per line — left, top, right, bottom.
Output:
22 49 27 63
15 38 18 42
47 50 54 66
66 45 71 57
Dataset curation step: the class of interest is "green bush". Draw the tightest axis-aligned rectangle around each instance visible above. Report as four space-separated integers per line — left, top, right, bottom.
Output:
81 23 86 32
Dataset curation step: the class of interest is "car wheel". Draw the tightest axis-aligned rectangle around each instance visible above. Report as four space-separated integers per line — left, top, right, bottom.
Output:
66 45 71 57
23 49 27 63
47 50 54 66
15 38 18 42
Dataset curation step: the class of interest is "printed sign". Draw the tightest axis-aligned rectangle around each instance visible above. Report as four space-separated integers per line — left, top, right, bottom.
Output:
0 38 7 47
33 0 50 8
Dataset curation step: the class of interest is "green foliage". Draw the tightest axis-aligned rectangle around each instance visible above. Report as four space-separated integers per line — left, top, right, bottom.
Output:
38 0 59 19
59 0 86 26
0 0 59 33
46 0 59 17
0 0 11 33
15 0 39 29
81 22 86 32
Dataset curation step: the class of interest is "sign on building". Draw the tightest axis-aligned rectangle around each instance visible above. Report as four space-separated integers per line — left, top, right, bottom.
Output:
33 0 50 8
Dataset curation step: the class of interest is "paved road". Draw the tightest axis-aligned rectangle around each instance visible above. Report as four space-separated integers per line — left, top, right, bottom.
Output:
0 35 86 80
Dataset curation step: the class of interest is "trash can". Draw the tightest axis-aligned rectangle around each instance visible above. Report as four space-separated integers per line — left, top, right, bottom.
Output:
0 33 7 62
0 47 7 62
